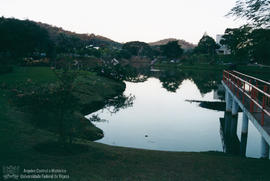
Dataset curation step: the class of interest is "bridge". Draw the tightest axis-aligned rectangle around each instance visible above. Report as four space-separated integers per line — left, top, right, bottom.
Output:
222 70 270 158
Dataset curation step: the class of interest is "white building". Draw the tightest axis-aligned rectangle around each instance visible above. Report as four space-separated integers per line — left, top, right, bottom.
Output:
216 34 231 55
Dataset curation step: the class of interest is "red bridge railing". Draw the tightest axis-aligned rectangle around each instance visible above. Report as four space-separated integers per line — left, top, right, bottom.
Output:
223 70 270 126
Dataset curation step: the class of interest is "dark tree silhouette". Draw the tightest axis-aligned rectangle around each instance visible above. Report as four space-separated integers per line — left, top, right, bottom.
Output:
194 35 219 56
227 0 270 28
0 17 53 58
160 41 183 59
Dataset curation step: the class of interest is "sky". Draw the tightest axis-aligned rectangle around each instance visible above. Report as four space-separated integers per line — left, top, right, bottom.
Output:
0 0 245 44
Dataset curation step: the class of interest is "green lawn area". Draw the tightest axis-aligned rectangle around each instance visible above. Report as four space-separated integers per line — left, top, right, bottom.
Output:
1 66 270 181
0 66 57 86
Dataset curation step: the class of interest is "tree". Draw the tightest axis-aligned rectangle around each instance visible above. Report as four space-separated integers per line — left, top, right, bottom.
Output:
221 27 270 64
122 41 154 58
194 35 219 56
12 70 84 144
220 27 252 62
249 29 270 64
160 41 183 59
0 17 53 58
227 0 270 28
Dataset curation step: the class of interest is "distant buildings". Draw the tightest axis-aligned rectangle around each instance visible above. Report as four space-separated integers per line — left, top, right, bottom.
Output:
86 44 100 50
216 34 231 55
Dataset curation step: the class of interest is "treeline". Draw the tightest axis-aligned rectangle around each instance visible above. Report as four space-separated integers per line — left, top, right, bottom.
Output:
221 27 270 65
0 17 221 69
0 17 121 66
1 16 269 70
119 41 184 60
0 17 53 58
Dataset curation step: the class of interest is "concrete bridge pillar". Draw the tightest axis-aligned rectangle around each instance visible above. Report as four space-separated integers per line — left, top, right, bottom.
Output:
232 99 239 116
225 91 232 112
224 112 231 137
260 136 269 159
241 113 249 134
240 113 249 157
230 115 238 137
228 99 238 137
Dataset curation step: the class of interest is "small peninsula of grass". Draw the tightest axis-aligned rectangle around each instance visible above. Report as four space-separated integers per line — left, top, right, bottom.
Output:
0 66 125 142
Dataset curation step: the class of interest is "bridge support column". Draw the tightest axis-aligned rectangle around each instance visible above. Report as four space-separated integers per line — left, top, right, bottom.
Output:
225 91 232 112
260 137 269 159
229 99 238 137
224 112 231 137
230 115 238 137
240 113 249 157
241 113 249 134
232 99 239 116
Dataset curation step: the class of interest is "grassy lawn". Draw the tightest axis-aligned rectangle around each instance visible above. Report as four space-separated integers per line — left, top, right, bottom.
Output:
0 66 126 112
1 66 270 181
0 66 57 86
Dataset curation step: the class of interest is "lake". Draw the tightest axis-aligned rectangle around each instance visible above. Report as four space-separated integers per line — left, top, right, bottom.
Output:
86 69 262 158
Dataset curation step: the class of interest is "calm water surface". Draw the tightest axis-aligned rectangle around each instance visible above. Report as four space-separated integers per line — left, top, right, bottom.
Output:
87 76 261 158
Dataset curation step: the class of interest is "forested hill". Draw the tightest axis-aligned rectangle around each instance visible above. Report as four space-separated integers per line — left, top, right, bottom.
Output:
0 17 121 58
37 22 121 48
149 38 195 50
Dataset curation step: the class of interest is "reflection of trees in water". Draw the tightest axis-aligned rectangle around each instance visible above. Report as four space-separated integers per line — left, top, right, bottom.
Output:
88 93 135 122
187 70 221 95
100 63 223 94
151 69 222 94
104 94 135 114
123 65 222 94
123 65 149 83
158 70 185 92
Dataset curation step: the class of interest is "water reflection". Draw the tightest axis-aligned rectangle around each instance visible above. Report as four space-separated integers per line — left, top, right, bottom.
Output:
87 66 261 158
220 112 240 155
219 112 248 157
120 65 222 95
87 78 224 153
88 93 135 122
98 62 223 94
159 70 185 92
104 94 135 114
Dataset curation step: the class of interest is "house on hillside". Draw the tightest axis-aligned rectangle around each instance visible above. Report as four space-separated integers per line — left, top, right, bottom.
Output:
216 34 231 55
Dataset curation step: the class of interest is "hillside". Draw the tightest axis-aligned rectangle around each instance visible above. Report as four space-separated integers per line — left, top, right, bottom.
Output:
149 38 195 50
0 17 123 60
37 22 122 48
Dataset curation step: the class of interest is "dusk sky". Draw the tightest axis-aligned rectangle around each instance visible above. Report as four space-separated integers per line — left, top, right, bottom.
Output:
0 0 245 44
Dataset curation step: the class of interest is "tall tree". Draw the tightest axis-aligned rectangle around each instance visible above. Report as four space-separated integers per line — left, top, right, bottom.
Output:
122 41 153 57
221 27 270 64
0 17 53 57
194 35 219 56
160 41 183 59
220 27 251 54
249 29 270 64
227 0 270 28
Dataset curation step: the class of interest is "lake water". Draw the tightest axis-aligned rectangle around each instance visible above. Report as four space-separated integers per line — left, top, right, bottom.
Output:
86 71 262 158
